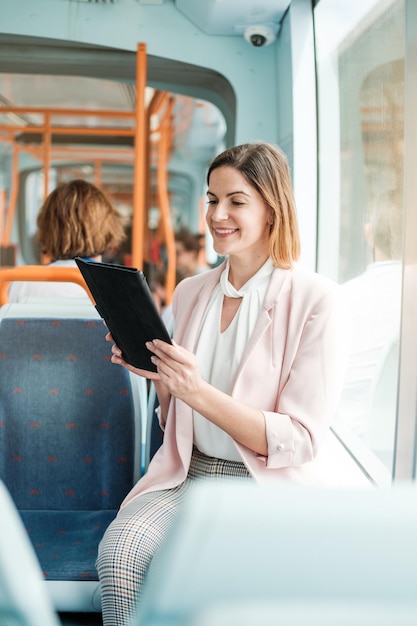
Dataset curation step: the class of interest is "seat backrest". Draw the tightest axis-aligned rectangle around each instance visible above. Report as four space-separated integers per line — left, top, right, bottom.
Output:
134 481 417 625
0 301 144 510
0 480 60 626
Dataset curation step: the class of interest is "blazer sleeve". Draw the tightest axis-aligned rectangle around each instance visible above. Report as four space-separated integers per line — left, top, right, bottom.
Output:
262 286 351 469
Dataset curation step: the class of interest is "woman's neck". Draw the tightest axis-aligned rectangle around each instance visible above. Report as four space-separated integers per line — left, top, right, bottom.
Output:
228 254 269 290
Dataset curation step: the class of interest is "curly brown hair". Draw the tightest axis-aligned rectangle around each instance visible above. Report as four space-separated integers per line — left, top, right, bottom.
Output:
36 179 126 260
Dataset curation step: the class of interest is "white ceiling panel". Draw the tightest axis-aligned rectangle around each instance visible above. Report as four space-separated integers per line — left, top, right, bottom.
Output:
175 0 291 35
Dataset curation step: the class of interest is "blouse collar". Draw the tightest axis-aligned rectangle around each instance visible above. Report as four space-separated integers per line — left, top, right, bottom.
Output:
220 258 274 298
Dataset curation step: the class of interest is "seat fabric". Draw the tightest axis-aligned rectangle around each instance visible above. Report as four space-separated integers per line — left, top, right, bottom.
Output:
0 316 138 586
21 509 117 580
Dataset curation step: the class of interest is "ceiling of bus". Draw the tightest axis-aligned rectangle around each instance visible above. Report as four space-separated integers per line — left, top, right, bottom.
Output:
0 33 233 168
174 0 290 36
70 0 291 34
0 0 290 172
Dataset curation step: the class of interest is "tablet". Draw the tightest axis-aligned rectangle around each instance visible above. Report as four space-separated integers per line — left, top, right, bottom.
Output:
75 257 172 372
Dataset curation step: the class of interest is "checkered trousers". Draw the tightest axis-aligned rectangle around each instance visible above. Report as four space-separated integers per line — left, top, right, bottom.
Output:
96 446 251 626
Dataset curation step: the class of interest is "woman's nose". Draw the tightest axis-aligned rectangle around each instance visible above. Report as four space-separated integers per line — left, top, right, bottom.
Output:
211 201 229 220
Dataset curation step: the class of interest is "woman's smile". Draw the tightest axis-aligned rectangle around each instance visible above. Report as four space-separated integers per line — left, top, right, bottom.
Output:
212 227 239 238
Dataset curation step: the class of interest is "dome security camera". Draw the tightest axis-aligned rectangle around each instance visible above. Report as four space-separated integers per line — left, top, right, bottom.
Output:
244 25 277 48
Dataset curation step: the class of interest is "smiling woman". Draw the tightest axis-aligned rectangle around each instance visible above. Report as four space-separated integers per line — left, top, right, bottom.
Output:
97 142 351 626
1 1 417 625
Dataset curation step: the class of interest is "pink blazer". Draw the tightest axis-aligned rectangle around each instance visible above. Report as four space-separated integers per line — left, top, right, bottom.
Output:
121 262 351 508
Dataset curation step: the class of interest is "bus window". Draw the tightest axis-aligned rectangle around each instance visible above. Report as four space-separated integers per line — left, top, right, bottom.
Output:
314 0 405 480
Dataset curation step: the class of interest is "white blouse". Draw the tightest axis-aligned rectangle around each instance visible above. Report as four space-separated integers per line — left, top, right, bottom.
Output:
193 258 274 460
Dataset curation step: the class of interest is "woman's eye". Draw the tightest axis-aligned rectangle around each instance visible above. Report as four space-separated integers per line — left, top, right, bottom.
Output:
206 199 217 206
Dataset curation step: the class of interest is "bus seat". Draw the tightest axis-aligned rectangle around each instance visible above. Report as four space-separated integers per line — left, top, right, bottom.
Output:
0 480 60 626
132 481 417 625
0 302 146 613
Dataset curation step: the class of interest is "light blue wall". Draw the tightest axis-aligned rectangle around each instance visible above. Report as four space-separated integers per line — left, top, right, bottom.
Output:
275 11 294 171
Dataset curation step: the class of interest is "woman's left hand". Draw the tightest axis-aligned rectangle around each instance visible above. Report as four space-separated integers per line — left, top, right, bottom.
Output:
145 339 203 400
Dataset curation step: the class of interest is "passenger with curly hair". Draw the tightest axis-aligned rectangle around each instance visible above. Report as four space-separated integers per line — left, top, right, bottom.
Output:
8 179 126 302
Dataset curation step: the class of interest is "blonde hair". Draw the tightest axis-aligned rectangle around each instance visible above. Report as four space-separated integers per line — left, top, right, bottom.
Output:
207 143 300 267
37 179 126 260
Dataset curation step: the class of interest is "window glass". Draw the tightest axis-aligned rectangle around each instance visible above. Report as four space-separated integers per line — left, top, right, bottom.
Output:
314 0 404 479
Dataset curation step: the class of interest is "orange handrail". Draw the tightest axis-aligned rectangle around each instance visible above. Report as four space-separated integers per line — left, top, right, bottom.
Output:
131 42 147 270
157 96 176 303
2 142 19 246
0 266 94 306
146 90 169 262
0 125 136 136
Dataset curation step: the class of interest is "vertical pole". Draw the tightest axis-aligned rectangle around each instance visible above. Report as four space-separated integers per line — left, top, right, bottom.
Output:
158 96 176 303
132 42 147 270
44 112 52 198
3 141 19 246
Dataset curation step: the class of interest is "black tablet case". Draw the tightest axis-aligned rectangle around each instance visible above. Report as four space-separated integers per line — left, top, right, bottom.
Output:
75 257 172 372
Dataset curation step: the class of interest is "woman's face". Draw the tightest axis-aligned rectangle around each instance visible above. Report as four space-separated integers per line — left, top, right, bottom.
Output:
206 166 272 263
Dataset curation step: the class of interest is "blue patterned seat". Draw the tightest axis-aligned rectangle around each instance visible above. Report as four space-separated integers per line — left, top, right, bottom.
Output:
0 302 145 612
